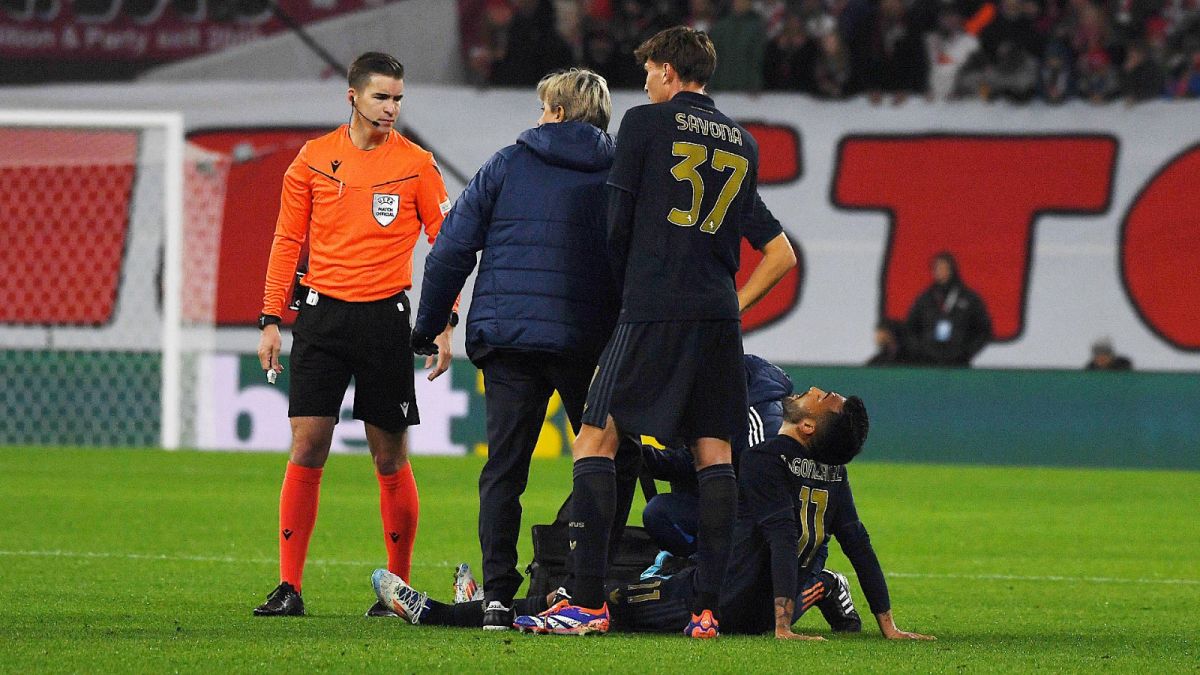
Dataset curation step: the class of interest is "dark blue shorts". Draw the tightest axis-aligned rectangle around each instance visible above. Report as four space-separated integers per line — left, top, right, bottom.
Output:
582 320 747 442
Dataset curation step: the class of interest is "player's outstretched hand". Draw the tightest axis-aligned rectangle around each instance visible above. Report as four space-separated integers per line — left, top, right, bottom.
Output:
775 627 826 641
884 628 936 641
877 610 936 640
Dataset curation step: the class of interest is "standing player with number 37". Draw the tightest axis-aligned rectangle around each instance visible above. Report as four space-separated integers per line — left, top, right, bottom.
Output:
518 26 796 638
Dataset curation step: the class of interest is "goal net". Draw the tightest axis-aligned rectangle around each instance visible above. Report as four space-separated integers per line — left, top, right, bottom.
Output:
0 110 225 449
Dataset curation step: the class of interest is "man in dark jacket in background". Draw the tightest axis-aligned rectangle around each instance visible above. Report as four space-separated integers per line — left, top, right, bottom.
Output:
904 251 993 367
411 68 632 630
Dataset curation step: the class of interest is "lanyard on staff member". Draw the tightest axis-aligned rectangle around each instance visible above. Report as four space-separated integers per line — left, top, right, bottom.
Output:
935 287 959 343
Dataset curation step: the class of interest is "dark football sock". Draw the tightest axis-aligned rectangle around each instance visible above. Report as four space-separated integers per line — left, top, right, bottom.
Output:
422 598 470 627
569 456 615 609
609 435 643 565
422 595 549 628
693 463 737 618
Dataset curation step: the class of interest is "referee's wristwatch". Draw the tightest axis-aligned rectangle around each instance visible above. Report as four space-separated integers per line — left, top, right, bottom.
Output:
448 311 460 328
258 314 282 330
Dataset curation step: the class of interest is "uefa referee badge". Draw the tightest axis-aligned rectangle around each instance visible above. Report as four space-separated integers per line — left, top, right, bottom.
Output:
373 193 398 227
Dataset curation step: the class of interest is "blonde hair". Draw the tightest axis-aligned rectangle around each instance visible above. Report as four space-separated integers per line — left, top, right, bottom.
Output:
536 68 612 131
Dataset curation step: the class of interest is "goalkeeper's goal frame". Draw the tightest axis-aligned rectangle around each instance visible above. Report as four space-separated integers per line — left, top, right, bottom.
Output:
0 109 187 449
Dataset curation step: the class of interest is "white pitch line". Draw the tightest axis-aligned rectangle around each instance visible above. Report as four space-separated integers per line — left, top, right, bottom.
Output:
888 571 1200 586
0 549 453 569
1 549 1197 586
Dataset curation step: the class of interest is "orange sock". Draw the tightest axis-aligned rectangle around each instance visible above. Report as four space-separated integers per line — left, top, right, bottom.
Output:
378 463 419 581
279 461 322 592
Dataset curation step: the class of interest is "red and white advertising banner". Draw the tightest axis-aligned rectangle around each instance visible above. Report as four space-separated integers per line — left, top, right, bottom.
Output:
1 82 1197 371
0 0 394 60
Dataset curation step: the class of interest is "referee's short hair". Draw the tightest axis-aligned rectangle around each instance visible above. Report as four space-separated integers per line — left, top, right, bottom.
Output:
348 52 405 90
809 396 870 466
634 26 717 86
537 68 612 131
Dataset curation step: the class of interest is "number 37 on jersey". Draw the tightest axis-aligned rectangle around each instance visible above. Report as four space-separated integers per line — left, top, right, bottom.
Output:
667 141 749 235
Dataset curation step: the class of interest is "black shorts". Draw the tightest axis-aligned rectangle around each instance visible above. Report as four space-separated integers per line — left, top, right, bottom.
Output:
287 289 418 433
582 320 747 442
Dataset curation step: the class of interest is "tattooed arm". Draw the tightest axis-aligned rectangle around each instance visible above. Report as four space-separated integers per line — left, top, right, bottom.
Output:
774 596 825 641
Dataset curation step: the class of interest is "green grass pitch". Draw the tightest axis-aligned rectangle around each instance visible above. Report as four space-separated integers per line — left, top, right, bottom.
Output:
0 447 1196 673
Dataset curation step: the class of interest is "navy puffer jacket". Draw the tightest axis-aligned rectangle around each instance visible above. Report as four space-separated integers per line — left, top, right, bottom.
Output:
413 121 620 365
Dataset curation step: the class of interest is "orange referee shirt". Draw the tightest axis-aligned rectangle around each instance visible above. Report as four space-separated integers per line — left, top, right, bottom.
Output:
261 125 451 317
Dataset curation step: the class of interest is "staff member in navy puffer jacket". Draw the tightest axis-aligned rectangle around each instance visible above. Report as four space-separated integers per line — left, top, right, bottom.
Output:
411 68 624 630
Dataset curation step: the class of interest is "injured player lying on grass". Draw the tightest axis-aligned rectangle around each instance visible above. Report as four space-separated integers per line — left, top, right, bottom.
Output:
372 386 934 640
371 561 862 636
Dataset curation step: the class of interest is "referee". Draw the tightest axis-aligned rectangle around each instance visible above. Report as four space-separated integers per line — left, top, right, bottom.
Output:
253 52 456 617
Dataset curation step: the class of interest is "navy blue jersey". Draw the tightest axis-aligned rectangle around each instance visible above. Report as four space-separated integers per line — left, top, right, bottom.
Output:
607 91 760 322
744 192 785 251
719 435 891 633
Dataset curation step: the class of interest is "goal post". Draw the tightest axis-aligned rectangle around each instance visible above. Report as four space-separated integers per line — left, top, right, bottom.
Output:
0 109 198 449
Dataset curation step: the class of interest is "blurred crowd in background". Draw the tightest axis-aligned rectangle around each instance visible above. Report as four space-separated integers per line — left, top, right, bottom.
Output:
457 0 1200 103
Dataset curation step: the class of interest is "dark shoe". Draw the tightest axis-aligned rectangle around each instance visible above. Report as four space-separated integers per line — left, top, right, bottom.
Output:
816 570 862 632
253 582 305 616
482 600 514 631
365 599 400 617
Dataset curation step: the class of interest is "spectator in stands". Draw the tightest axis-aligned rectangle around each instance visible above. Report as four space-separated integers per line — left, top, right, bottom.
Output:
1065 1 1122 102
1076 47 1122 101
758 0 792 38
903 251 993 367
1161 0 1199 37
557 0 589 64
584 27 641 88
1085 338 1133 370
1039 39 1075 102
598 1 678 87
967 0 1044 103
866 319 912 366
708 0 769 91
925 0 981 100
1065 0 1115 59
906 0 949 36
490 0 573 86
764 11 820 91
1167 48 1200 97
963 38 1041 100
848 0 929 103
813 30 854 98
797 0 837 40
979 0 1044 65
684 0 718 33
1111 0 1163 44
612 0 677 53
461 0 517 85
1144 15 1172 69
